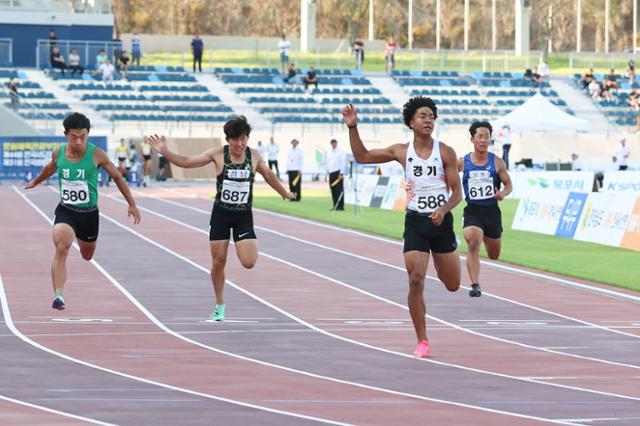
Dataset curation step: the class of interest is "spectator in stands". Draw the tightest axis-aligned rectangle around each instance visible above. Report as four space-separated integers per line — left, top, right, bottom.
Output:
95 49 108 69
50 44 66 74
48 29 57 52
94 59 116 83
588 78 601 101
68 48 84 75
267 137 280 179
605 68 619 91
600 80 614 101
112 33 123 68
524 68 542 83
537 60 549 81
287 138 304 201
191 31 204 72
278 34 291 74
627 90 639 109
570 153 585 171
615 136 630 170
119 50 131 77
304 66 318 92
284 63 298 84
7 78 19 111
580 68 595 90
384 36 398 75
628 59 636 84
131 33 142 67
353 39 365 70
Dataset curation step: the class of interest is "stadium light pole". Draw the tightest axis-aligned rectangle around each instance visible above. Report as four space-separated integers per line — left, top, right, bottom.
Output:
605 0 610 53
492 0 497 51
576 0 582 53
408 0 413 50
368 0 374 41
464 0 470 51
436 0 441 50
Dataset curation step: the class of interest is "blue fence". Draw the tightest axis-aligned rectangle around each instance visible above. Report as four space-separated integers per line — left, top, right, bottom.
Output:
0 137 107 180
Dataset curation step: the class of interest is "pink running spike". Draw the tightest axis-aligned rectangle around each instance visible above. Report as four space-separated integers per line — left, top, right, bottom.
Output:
413 339 430 358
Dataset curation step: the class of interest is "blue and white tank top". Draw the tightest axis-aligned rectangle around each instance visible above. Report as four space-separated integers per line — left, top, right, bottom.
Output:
462 152 500 206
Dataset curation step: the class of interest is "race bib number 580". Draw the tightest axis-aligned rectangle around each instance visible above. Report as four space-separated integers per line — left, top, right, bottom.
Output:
61 180 89 205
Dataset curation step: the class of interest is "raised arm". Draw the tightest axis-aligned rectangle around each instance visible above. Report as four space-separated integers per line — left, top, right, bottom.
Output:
95 148 141 224
342 104 402 164
25 149 58 189
494 156 512 200
147 134 218 169
254 149 295 200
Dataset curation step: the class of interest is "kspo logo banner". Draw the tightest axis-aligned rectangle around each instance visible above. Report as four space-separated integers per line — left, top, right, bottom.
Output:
602 171 640 193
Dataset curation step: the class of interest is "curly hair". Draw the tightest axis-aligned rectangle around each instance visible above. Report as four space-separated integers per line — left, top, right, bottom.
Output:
223 115 252 138
469 121 493 137
402 96 438 129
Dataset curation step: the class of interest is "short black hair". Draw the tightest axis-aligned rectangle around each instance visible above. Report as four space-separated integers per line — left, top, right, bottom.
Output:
223 115 252 138
63 112 91 132
402 96 438 128
330 139 337 144
469 121 492 137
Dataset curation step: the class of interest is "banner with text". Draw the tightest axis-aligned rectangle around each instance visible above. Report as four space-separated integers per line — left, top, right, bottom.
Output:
601 171 640 194
510 171 595 199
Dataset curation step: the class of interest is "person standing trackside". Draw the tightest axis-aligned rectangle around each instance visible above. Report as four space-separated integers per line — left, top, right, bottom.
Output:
325 139 347 211
287 138 304 201
267 137 280 179
500 124 511 170
458 122 512 298
343 97 462 358
615 135 631 170
191 31 204 73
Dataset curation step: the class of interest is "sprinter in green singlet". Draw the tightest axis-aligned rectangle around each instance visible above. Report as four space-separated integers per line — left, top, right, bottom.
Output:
147 115 295 321
25 113 141 310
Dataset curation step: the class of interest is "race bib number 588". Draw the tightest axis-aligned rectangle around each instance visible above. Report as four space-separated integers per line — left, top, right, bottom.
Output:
61 179 89 205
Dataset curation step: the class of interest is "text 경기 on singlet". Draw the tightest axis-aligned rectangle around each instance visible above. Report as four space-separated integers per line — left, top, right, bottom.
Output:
405 139 449 213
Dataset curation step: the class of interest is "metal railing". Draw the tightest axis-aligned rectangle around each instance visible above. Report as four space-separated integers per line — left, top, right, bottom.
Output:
0 38 12 66
37 39 122 70
568 52 637 75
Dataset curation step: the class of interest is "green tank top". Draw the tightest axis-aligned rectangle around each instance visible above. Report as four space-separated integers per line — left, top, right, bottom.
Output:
215 145 254 211
56 143 99 208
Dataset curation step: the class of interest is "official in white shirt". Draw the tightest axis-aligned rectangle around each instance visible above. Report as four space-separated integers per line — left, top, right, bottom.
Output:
615 135 631 170
256 140 268 159
267 137 280 179
325 139 347 210
286 138 304 201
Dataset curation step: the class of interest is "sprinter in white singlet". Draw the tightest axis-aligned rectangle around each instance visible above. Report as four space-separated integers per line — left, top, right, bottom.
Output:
343 96 462 358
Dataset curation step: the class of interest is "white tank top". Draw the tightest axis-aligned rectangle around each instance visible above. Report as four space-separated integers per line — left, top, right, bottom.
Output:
405 139 449 213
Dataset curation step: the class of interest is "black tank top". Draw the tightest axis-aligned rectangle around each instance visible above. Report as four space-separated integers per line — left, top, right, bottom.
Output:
215 145 254 211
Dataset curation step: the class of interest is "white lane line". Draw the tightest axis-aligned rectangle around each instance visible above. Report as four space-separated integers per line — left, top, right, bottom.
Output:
11 187 350 426
101 192 640 405
137 192 640 366
0 393 114 425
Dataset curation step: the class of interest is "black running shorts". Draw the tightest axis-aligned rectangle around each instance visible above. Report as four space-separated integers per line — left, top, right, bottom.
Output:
462 204 503 239
403 210 457 253
53 203 99 242
209 204 256 242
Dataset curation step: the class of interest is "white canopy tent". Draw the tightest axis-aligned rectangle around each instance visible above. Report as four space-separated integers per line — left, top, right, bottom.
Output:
491 92 590 133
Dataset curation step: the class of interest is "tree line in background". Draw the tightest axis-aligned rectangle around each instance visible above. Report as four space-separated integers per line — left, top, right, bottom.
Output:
113 0 637 53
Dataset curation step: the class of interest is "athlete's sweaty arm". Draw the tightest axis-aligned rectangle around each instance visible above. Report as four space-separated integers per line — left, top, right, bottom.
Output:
147 134 218 169
342 103 403 164
25 150 59 189
431 145 462 226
